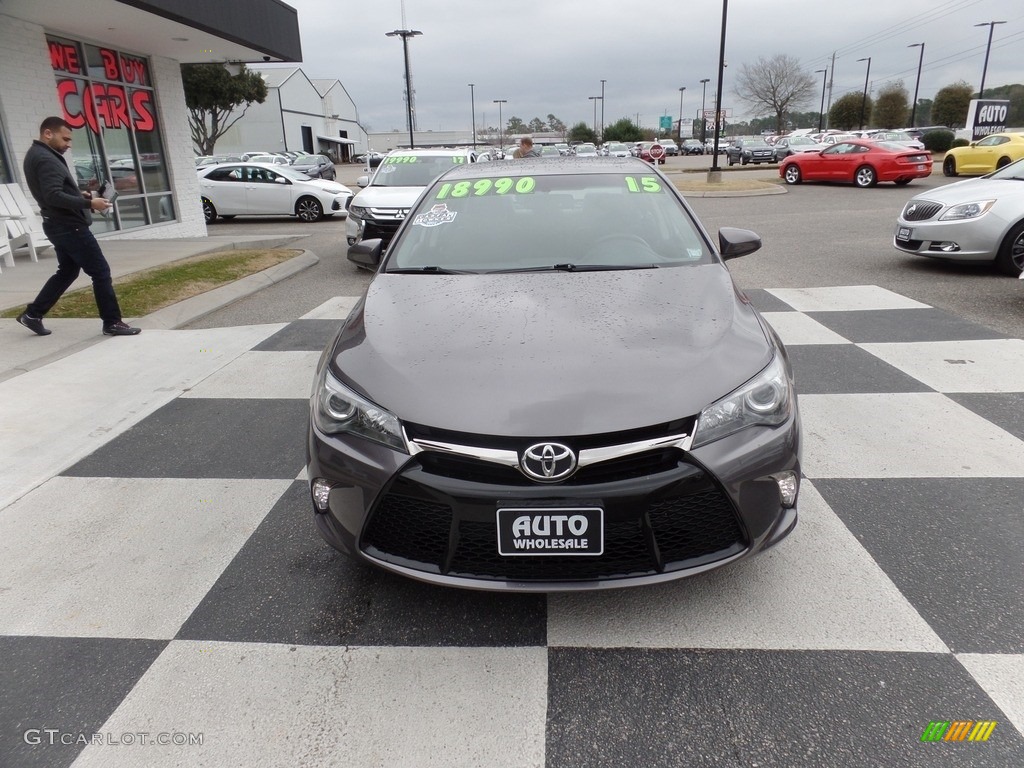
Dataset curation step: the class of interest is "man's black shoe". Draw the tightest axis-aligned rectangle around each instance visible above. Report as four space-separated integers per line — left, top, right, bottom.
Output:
103 321 142 336
17 312 51 336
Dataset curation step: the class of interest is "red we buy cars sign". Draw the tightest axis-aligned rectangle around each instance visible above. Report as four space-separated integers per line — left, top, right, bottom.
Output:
49 40 155 133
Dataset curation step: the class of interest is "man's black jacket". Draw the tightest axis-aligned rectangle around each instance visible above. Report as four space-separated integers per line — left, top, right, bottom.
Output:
23 139 92 227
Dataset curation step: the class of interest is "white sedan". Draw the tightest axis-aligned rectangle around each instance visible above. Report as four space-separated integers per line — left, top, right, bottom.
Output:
893 158 1024 276
197 162 353 223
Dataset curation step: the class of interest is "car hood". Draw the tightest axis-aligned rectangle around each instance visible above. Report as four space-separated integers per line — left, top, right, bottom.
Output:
352 186 425 208
914 177 1024 204
330 266 773 437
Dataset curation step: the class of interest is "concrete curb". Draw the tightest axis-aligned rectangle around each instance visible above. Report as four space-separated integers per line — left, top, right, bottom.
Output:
140 249 320 330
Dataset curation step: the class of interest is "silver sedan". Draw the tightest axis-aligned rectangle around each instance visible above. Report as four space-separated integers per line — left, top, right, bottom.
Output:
893 158 1024 276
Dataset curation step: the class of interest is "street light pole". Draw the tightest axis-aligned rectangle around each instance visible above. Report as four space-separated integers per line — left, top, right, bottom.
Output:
678 87 686 143
907 43 925 128
600 79 606 141
493 99 506 156
700 78 710 143
589 96 600 137
468 83 476 150
814 68 827 133
974 21 1006 98
856 56 871 130
385 29 422 149
709 0 729 176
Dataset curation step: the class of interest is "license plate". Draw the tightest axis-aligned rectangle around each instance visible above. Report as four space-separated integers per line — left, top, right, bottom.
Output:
496 507 603 556
896 226 912 242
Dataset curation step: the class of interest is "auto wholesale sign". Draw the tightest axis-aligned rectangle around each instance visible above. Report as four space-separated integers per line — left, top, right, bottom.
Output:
964 99 1010 141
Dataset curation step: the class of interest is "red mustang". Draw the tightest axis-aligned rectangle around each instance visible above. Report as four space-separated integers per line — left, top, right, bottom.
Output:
779 140 932 187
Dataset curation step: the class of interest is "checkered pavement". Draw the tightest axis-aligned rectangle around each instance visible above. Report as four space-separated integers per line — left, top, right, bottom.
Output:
1 286 1022 767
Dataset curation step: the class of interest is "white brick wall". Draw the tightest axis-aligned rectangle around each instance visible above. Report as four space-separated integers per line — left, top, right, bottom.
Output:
0 14 207 239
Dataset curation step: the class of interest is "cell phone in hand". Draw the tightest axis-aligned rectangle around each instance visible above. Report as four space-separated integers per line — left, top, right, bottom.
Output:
98 180 118 203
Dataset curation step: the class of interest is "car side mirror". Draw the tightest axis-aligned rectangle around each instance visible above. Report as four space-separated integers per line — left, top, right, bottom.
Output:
357 175 369 188
275 177 289 184
718 227 762 261
348 239 383 268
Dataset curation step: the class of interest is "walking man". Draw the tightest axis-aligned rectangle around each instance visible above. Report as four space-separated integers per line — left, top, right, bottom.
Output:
16 116 140 337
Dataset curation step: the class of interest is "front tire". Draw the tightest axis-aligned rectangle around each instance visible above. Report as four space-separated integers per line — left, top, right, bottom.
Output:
202 197 217 224
296 196 324 222
943 156 958 177
854 165 878 188
995 220 1024 276
783 164 802 184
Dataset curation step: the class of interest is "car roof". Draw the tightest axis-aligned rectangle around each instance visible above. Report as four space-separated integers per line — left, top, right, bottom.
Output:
431 156 658 181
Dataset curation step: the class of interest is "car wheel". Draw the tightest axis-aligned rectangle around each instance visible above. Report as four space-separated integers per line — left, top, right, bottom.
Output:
854 165 878 188
995 220 1024 276
943 156 958 177
783 164 802 184
296 196 324 222
727 155 735 166
996 156 1011 170
741 157 749 165
202 197 217 224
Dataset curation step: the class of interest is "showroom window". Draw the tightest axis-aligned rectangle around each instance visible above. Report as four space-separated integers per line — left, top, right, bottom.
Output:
47 35 174 233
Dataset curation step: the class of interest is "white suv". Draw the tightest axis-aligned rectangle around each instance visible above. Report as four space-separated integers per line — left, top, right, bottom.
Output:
346 148 476 256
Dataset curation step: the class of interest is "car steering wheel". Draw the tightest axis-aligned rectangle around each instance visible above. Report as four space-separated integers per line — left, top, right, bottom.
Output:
589 233 657 262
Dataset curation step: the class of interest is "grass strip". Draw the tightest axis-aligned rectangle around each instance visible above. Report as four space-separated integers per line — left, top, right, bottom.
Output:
2 249 301 319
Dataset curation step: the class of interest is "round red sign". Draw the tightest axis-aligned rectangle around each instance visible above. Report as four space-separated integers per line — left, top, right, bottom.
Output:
649 143 665 160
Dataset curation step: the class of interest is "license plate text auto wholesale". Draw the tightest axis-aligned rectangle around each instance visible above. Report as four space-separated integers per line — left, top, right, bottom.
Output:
897 226 912 242
496 507 604 556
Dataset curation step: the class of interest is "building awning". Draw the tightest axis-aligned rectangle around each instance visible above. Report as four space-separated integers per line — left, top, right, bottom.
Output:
317 135 356 145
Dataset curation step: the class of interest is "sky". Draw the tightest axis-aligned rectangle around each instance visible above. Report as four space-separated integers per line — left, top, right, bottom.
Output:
271 0 1024 134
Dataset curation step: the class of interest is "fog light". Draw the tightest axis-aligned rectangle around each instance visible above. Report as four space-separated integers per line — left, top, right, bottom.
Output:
930 242 961 253
311 477 332 512
772 471 799 508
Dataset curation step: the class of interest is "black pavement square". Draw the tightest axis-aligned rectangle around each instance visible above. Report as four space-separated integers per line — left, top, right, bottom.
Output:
63 398 309 479
814 478 1024 654
176 481 548 647
787 344 934 394
0 636 167 768
949 393 1024 442
742 288 795 313
251 319 340 352
545 648 1024 768
806 308 1005 344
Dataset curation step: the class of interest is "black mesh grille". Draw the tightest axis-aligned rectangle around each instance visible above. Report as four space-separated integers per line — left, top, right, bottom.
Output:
359 462 748 582
363 219 403 245
902 201 942 221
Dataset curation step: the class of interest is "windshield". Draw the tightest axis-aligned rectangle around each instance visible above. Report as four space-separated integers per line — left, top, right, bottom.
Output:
385 171 712 273
372 154 470 187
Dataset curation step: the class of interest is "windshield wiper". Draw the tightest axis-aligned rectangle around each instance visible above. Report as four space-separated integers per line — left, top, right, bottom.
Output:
386 266 476 274
492 263 660 273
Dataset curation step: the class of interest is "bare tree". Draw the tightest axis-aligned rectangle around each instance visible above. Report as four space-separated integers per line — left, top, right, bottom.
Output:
734 55 816 134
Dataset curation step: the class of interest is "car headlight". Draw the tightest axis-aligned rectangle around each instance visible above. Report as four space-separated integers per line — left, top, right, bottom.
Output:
348 204 369 219
691 354 793 449
938 200 995 221
312 367 406 452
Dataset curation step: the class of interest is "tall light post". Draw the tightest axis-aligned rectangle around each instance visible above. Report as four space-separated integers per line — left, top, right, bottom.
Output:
385 28 422 149
907 43 925 128
856 56 871 130
468 83 476 150
699 78 710 143
589 96 601 137
814 68 827 133
709 0 729 177
678 87 686 143
600 79 607 141
493 99 506 155
975 21 1006 98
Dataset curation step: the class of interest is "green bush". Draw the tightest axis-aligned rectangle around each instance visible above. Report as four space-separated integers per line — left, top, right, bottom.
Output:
922 130 955 153
949 138 970 149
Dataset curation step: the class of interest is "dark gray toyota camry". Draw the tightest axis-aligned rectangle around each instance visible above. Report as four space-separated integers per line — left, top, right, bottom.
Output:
307 157 801 591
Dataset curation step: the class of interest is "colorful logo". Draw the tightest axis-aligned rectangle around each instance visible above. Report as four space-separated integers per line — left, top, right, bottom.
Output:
921 720 997 742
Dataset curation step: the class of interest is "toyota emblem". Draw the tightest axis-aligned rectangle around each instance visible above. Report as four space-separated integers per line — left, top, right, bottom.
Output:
521 442 577 482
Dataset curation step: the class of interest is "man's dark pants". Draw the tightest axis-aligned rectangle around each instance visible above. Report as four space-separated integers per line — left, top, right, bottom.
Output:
27 222 122 325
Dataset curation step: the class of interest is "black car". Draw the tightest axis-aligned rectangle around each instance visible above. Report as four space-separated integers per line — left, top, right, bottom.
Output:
681 139 706 155
725 138 778 166
290 154 336 180
309 158 801 591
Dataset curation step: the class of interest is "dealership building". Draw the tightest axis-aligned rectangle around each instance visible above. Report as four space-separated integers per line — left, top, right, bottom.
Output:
0 0 302 239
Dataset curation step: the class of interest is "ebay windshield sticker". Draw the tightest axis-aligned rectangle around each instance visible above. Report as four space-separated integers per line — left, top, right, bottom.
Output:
413 203 458 227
